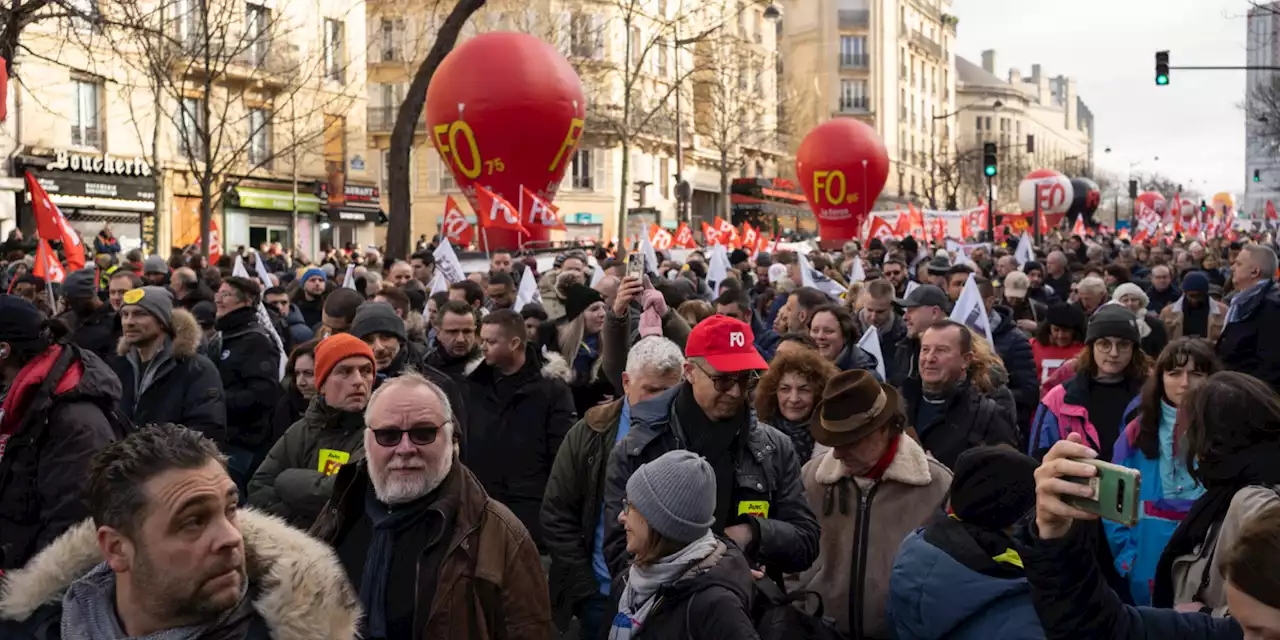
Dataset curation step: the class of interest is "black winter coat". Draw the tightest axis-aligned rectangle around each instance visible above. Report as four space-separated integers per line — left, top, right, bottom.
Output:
1216 279 1280 392
379 340 470 450
889 335 919 389
60 304 117 359
901 377 1020 470
541 399 624 630
0 345 125 570
602 384 820 579
991 307 1039 436
109 308 226 442
207 307 282 448
463 345 577 549
876 315 908 383
606 540 760 640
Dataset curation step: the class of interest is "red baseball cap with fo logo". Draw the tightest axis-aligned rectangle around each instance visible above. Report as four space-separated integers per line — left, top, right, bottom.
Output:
685 314 769 372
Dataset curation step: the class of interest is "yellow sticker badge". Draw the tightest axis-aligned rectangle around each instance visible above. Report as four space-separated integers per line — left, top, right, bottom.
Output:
737 500 770 519
122 288 145 305
317 449 351 476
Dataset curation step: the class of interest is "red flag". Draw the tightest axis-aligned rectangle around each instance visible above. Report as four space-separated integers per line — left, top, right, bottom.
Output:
442 195 474 248
1071 215 1086 237
26 172 85 270
1267 200 1278 222
32 238 66 283
893 208 911 238
741 223 759 252
521 186 567 231
713 217 739 247
649 224 674 250
474 185 529 235
756 234 770 255
0 57 8 123
867 216 896 243
209 217 223 264
674 222 697 248
702 221 722 246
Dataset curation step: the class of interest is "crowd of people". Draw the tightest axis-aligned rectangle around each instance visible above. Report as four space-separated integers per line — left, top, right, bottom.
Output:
0 224 1279 640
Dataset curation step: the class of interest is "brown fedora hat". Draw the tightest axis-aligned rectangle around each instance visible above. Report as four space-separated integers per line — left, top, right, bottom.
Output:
810 369 901 448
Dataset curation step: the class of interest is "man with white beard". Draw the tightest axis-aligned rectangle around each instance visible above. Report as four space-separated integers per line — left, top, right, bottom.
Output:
310 371 553 639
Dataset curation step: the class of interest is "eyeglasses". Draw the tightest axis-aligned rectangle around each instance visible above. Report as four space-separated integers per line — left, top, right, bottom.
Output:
692 360 760 393
370 424 448 447
1094 340 1133 354
622 499 633 514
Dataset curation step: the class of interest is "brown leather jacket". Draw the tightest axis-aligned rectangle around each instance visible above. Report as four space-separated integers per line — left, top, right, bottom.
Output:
310 459 554 640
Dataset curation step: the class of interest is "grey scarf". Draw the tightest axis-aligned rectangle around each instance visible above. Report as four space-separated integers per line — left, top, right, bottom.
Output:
609 532 720 640
60 562 256 640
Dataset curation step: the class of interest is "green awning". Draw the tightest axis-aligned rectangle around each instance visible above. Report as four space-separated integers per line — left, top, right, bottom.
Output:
234 186 322 213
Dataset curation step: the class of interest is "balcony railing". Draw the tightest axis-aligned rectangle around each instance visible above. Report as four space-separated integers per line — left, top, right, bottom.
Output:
367 106 426 133
910 30 943 59
839 97 869 113
838 9 869 28
839 53 869 68
71 125 102 148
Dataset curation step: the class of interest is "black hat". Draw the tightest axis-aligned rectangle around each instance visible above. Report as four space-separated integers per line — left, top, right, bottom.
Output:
926 256 951 276
896 284 952 314
1086 304 1141 345
900 236 919 255
950 447 1039 529
1022 261 1044 276
351 301 407 343
755 253 772 268
868 238 885 251
191 300 217 328
1045 302 1084 332
563 283 604 322
0 295 44 346
729 249 750 266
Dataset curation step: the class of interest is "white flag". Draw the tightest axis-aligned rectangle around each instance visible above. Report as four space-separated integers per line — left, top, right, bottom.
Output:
949 273 993 345
515 267 541 310
231 254 285 379
429 271 449 296
249 250 275 289
798 251 845 299
904 280 921 299
857 324 886 380
847 256 867 284
341 263 357 290
639 232 659 274
706 244 730 297
590 264 604 287
232 255 251 279
432 239 466 284
1015 232 1035 267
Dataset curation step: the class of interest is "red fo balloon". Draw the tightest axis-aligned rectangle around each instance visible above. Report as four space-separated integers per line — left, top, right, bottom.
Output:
795 119 889 245
426 32 586 250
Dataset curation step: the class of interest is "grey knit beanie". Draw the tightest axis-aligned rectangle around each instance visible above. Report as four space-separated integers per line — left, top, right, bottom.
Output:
351 301 406 343
143 255 168 274
121 286 174 329
625 450 716 544
62 267 97 300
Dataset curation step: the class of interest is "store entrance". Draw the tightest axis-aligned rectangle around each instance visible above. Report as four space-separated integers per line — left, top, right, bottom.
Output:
249 225 289 251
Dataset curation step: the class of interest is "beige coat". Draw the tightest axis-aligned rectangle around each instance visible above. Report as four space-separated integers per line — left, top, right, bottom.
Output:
791 434 952 639
1159 296 1227 343
1172 484 1280 611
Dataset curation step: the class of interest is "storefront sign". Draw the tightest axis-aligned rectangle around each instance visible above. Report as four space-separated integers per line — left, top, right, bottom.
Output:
334 209 380 223
318 183 380 208
30 171 156 202
230 186 322 213
45 150 152 177
141 212 157 251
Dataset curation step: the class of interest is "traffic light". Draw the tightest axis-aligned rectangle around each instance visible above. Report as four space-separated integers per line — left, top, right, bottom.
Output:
1255 169 1262 183
1200 199 1207 214
1155 51 1169 85
1129 180 1138 199
983 142 998 177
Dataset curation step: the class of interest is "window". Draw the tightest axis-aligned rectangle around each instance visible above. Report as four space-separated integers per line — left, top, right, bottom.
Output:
570 13 603 59
324 18 344 82
245 3 269 67
68 0 99 32
659 157 670 198
174 0 202 48
72 79 101 148
839 36 866 67
178 97 204 157
571 148 593 189
380 18 405 62
839 79 867 111
438 159 458 191
656 38 669 76
975 115 982 131
629 26 641 67
248 108 271 167
380 149 390 195
984 116 992 130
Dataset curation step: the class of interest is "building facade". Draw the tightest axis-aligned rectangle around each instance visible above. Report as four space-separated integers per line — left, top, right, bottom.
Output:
779 0 957 209
1245 2 1280 218
953 50 1094 212
1 0 373 259
366 0 787 246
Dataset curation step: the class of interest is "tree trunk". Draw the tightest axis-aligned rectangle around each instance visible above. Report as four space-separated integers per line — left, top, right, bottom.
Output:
719 149 730 222
385 0 487 262
617 139 630 244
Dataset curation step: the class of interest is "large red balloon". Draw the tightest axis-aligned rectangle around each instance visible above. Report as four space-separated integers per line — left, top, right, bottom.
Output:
1135 191 1167 219
426 33 586 250
795 119 889 244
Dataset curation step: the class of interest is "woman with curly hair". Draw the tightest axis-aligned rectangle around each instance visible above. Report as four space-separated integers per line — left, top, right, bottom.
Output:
754 345 839 461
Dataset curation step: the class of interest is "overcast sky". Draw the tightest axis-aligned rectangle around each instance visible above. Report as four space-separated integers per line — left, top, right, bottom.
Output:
950 0 1254 199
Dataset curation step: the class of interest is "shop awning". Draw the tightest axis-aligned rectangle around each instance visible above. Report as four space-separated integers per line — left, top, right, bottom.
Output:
233 186 322 213
51 194 154 212
762 188 807 203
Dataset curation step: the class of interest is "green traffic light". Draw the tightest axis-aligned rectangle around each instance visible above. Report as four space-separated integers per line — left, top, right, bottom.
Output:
984 166 997 177
1156 74 1168 85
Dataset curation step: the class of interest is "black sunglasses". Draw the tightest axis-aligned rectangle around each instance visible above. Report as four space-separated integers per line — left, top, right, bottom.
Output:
692 360 760 393
371 424 447 447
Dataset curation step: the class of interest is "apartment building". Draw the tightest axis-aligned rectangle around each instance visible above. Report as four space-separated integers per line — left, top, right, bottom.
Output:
780 0 957 209
0 0 372 257
366 0 786 244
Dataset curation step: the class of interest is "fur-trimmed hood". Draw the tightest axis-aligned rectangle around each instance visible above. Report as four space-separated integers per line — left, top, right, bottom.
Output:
115 307 203 360
539 350 573 383
812 433 936 486
0 509 361 640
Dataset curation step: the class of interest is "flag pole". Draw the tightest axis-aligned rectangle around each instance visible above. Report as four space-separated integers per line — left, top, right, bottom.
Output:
481 227 491 261
518 185 525 254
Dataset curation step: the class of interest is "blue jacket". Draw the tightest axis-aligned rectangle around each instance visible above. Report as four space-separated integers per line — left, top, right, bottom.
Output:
888 528 1043 640
1103 408 1203 606
283 304 315 346
750 310 780 362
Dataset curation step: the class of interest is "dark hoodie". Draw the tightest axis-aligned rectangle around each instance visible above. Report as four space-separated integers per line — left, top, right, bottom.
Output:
0 344 125 570
605 540 758 640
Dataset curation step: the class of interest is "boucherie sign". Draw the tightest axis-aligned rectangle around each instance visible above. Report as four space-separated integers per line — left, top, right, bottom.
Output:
46 149 152 177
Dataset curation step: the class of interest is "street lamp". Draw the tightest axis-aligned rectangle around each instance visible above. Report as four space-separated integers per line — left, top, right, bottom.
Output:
929 100 1003 209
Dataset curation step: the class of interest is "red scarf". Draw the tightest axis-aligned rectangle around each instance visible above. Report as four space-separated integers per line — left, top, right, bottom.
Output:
0 346 82 463
863 434 900 480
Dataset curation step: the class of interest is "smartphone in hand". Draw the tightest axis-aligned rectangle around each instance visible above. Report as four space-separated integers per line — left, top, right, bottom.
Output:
627 253 645 279
1064 459 1142 526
